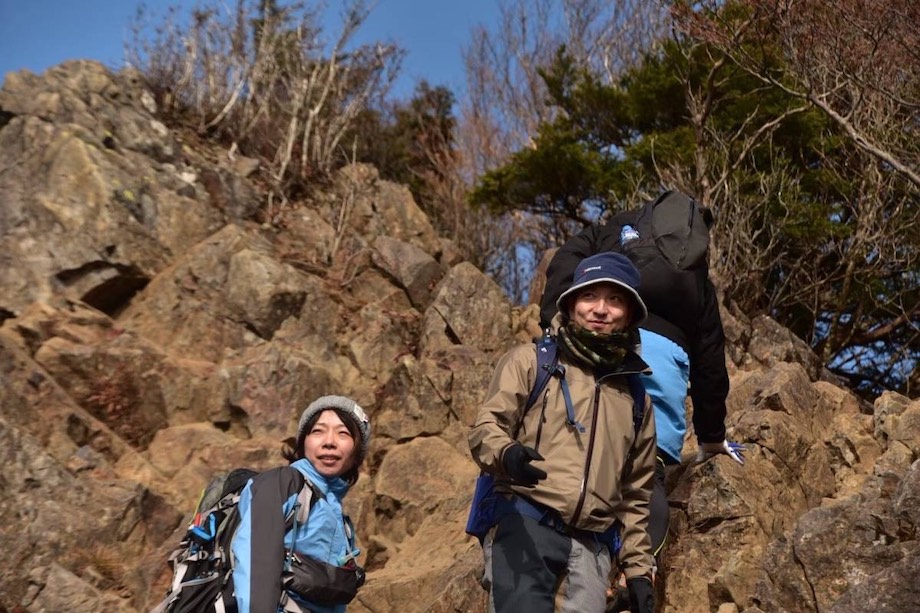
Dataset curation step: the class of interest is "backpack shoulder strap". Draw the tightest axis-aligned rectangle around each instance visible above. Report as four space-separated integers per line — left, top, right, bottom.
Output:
341 515 359 559
626 373 647 436
283 466 322 527
523 332 585 433
524 331 558 411
295 479 322 526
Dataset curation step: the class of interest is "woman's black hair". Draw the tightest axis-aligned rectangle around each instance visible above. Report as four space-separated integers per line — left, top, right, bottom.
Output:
281 407 362 485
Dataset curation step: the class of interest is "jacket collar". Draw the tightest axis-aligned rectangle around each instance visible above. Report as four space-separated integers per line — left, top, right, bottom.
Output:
293 458 350 499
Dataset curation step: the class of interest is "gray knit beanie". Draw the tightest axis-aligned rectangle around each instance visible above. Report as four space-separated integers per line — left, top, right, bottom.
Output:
297 395 371 464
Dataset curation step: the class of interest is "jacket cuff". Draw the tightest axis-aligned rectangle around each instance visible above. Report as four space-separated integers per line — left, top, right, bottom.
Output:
497 442 516 476
623 566 654 581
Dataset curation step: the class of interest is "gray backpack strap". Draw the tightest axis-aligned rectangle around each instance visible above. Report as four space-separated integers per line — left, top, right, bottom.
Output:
295 481 319 525
283 470 322 574
282 467 322 529
338 515 361 566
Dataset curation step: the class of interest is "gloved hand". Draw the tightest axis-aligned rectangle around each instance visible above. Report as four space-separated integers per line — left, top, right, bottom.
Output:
696 440 745 465
501 443 547 486
627 576 654 613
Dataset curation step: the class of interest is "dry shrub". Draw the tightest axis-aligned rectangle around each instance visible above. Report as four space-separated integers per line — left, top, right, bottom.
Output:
84 363 148 448
127 0 402 204
64 543 131 593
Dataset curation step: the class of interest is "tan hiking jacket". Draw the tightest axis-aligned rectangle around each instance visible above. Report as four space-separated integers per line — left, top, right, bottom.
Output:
468 333 657 579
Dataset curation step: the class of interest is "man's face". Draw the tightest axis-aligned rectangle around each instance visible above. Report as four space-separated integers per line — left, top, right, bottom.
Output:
570 282 632 334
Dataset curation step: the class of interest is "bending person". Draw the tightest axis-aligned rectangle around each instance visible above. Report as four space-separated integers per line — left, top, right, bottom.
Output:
540 190 744 567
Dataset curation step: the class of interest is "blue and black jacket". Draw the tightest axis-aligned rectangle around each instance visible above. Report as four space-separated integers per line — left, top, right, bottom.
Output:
231 459 355 613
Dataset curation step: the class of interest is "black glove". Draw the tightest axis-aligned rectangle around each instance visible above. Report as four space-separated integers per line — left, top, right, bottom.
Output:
501 443 547 486
627 577 654 613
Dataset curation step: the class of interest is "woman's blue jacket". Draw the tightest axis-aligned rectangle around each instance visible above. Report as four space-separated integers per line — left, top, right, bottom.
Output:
231 459 356 613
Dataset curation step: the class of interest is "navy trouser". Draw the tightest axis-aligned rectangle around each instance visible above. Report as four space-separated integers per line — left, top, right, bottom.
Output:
483 513 611 613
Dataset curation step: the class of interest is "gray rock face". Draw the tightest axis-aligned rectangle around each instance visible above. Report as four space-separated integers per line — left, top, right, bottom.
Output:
0 62 234 319
1 61 918 613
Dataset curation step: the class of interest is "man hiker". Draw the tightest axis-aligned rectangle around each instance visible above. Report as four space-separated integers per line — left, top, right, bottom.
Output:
470 252 657 613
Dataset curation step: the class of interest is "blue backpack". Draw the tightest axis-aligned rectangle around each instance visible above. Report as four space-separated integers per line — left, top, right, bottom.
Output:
465 333 646 550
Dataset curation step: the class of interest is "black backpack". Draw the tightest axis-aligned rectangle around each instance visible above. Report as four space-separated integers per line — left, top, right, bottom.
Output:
617 190 713 272
153 467 320 613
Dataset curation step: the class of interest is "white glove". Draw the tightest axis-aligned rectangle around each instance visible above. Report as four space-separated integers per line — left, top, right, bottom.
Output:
696 440 745 465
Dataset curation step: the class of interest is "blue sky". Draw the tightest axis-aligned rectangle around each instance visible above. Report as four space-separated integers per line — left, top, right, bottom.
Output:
0 0 496 99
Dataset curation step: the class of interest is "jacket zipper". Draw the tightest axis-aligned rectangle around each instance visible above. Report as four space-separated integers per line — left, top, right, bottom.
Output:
534 389 548 449
570 383 601 525
569 369 644 525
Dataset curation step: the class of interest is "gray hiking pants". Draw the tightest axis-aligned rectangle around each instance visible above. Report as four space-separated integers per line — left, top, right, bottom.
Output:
482 513 612 613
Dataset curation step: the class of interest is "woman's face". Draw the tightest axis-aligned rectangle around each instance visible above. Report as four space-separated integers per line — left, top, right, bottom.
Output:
569 282 632 334
303 409 357 479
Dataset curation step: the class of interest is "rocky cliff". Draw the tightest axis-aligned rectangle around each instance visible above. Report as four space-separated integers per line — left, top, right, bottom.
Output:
1 61 917 613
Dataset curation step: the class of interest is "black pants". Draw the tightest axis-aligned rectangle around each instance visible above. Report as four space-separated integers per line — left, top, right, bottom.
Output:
648 456 669 558
606 459 669 612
